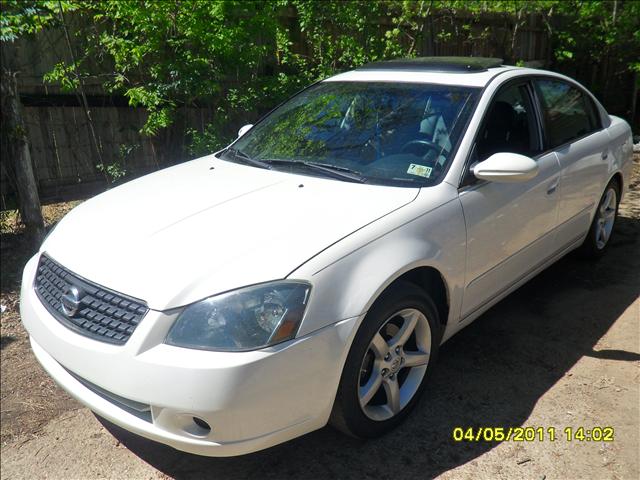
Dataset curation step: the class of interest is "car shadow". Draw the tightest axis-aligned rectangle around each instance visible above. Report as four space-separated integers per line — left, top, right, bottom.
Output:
97 215 639 479
0 335 17 349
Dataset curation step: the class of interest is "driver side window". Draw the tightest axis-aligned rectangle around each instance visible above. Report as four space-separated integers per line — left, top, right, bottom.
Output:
475 83 539 161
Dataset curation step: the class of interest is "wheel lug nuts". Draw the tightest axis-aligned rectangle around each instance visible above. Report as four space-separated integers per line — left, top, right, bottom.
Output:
395 346 401 354
384 353 391 361
381 368 389 376
389 374 395 380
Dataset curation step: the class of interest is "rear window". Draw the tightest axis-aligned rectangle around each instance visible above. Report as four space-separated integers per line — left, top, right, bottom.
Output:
536 79 600 149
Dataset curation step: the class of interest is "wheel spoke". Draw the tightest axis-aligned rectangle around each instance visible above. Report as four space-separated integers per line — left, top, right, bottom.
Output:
604 190 614 209
391 311 418 348
383 376 401 414
596 224 607 246
359 368 383 407
369 332 390 359
404 350 430 368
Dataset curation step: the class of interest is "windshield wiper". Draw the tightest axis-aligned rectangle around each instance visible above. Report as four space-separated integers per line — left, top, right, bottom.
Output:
221 147 272 170
264 159 366 183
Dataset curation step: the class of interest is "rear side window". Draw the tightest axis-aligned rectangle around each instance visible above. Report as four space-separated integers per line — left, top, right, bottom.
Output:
536 79 600 149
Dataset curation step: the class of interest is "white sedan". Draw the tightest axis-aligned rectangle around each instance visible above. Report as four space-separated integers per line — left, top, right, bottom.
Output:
20 57 633 456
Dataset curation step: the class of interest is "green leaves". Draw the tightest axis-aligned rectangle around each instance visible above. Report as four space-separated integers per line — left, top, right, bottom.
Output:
43 62 80 91
20 0 639 153
0 0 76 42
80 0 284 137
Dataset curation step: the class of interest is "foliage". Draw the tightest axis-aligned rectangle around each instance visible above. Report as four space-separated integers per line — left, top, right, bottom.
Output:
0 209 19 234
43 61 80 90
95 143 139 183
547 0 640 95
95 162 126 184
2 0 639 157
186 110 233 157
0 0 76 42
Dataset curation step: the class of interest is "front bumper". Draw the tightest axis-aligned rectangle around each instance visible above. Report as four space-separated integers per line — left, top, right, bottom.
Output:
20 254 359 456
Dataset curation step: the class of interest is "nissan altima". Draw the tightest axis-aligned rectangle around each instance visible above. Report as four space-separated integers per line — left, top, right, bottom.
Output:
20 57 633 456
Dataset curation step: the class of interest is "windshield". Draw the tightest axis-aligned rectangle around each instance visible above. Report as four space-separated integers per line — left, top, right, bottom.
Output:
224 81 479 186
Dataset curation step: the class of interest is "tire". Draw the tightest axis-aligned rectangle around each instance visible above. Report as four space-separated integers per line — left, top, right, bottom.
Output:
579 179 621 259
330 282 441 438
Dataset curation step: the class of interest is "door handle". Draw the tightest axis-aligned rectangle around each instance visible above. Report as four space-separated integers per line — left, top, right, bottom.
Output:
601 151 609 161
547 179 559 195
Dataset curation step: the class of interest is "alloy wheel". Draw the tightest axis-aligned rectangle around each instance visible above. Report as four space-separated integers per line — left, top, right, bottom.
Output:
358 308 431 421
595 187 617 249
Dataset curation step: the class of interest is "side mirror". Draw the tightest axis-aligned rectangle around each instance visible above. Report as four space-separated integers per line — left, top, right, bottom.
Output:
237 124 253 138
472 152 539 183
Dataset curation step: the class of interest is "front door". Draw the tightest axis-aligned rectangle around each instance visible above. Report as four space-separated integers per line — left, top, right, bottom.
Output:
459 80 561 319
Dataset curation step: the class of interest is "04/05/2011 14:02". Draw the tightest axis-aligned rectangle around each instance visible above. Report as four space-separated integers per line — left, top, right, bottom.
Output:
452 426 615 442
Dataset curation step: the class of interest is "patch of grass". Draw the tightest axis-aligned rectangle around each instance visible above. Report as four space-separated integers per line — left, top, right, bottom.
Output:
1 201 83 235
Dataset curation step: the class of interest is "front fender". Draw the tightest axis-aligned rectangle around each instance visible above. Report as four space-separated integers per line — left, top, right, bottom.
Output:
293 185 466 341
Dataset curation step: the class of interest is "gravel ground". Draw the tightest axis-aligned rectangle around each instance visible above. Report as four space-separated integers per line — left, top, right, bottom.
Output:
1 160 638 480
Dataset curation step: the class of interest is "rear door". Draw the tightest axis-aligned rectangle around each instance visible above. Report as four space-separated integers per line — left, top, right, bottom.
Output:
534 78 610 247
459 79 561 319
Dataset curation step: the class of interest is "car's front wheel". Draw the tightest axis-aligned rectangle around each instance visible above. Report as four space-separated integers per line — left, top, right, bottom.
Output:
330 282 441 438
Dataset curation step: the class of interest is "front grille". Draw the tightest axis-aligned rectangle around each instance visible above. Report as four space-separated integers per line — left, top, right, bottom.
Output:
35 254 148 345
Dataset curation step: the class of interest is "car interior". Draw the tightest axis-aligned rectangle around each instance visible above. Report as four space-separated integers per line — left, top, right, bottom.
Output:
475 85 536 160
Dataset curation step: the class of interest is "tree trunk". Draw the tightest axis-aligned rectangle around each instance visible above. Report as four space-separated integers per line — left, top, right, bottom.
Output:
631 69 639 129
1 70 45 242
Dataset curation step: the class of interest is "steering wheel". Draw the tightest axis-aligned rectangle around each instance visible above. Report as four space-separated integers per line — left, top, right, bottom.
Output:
400 139 441 157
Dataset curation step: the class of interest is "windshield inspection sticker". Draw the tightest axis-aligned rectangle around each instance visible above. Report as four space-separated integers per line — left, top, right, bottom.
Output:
407 163 432 178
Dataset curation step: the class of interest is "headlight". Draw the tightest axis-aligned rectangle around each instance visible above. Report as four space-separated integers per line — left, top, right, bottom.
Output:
165 281 311 351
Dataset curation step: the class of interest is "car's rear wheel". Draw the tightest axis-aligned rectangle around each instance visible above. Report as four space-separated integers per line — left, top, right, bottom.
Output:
579 179 620 258
330 282 440 438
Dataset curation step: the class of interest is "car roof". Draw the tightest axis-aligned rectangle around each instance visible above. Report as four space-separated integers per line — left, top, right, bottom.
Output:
324 56 523 88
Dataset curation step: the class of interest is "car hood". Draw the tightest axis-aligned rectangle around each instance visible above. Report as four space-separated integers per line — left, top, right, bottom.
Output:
42 156 418 310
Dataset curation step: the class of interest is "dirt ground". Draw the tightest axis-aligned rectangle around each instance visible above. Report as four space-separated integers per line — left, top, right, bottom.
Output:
1 160 638 480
